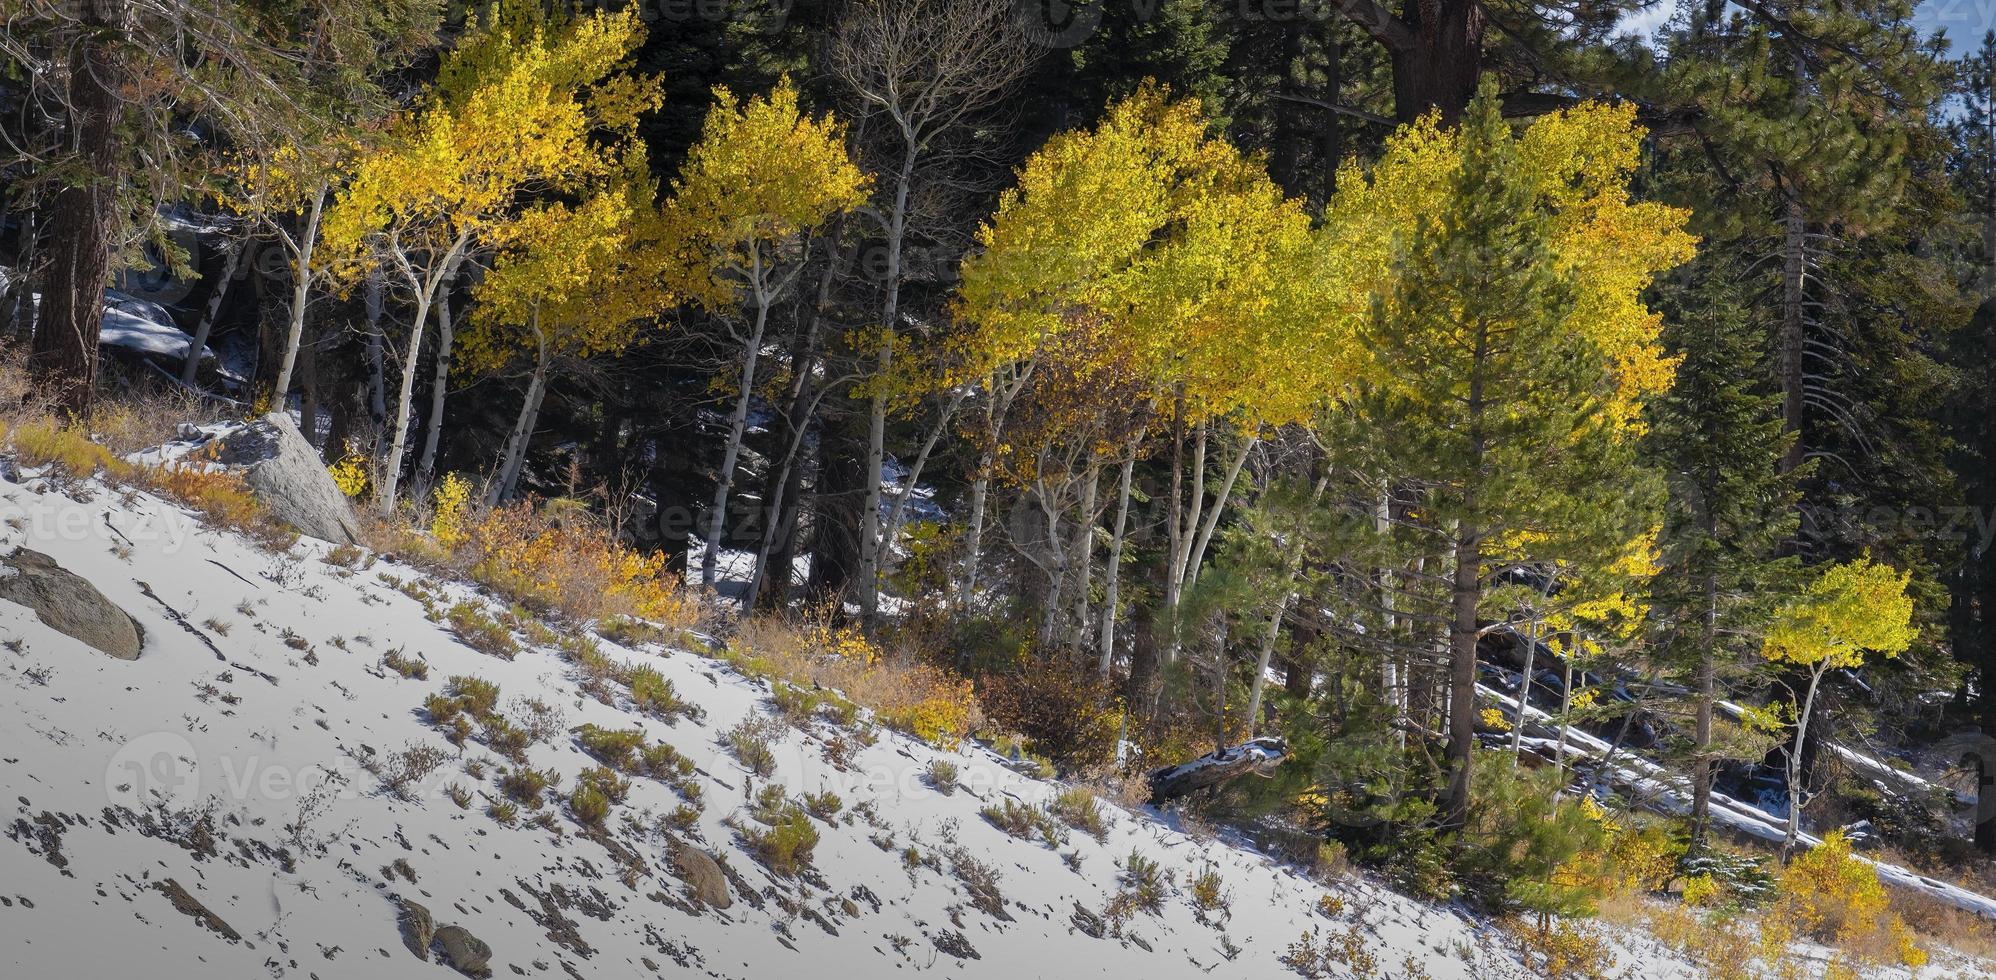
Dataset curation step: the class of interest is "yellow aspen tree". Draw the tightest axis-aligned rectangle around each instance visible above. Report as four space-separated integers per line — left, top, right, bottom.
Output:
955 83 1325 688
320 6 653 516
658 78 870 592
1761 557 1916 858
224 139 361 402
462 150 676 507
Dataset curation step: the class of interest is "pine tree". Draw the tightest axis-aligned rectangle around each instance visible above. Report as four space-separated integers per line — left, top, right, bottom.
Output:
1334 83 1694 833
1645 262 1800 851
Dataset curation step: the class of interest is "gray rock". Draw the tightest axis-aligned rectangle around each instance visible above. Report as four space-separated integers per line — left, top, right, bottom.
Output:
398 898 434 960
435 924 492 977
214 413 358 544
154 878 241 942
673 847 732 909
0 549 142 659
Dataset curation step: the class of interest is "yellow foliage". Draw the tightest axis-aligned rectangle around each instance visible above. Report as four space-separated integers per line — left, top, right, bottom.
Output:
1774 831 1926 968
328 451 371 498
1762 557 1916 671
725 616 983 750
1322 97 1696 432
10 420 132 479
459 501 697 627
954 82 1323 428
430 473 473 547
321 7 653 287
1681 874 1721 907
660 77 870 309
1480 707 1513 732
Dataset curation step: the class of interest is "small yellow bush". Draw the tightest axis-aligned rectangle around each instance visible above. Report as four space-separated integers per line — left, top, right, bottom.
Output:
726 616 983 749
328 451 370 498
430 473 472 547
1681 874 1721 907
11 420 132 479
1772 831 1926 969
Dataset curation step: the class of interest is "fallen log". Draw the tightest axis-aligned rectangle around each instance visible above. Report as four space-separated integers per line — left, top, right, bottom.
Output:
1148 737 1287 804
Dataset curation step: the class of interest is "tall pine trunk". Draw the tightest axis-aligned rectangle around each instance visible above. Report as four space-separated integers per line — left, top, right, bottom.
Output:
34 0 126 417
1690 569 1720 850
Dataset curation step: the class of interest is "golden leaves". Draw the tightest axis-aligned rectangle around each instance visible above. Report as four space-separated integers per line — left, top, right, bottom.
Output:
659 77 871 309
1762 557 1916 670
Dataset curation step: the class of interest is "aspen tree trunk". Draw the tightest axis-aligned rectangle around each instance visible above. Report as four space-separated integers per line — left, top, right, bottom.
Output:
858 144 919 626
416 257 463 488
487 317 548 508
377 236 468 517
1036 478 1068 649
1068 459 1100 655
1185 434 1255 592
270 183 327 405
882 388 965 552
366 275 387 436
182 241 243 385
1162 416 1205 669
751 244 838 611
1097 446 1137 679
1246 473 1328 731
1507 571 1558 765
1783 663 1829 862
701 260 772 592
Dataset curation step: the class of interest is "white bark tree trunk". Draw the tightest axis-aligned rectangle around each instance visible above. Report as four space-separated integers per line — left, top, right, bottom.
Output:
857 146 918 626
182 239 243 385
487 317 548 508
375 235 467 517
270 184 326 405
1096 445 1137 679
416 257 464 488
700 268 772 592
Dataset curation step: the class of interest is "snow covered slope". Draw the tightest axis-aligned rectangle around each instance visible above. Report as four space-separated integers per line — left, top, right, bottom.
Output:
0 470 1962 979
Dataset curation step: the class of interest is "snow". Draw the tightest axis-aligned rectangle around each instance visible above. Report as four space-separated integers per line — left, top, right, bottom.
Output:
0 459 1983 979
0 269 214 369
1488 685 1996 923
0 467 1603 980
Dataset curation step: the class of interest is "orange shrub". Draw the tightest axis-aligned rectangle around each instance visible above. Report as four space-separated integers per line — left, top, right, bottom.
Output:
726 615 983 749
461 501 698 628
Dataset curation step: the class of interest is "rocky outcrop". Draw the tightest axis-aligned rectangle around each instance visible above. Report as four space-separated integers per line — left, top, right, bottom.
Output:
212 414 359 544
397 898 434 960
434 924 492 977
154 878 241 942
672 847 732 909
0 548 142 659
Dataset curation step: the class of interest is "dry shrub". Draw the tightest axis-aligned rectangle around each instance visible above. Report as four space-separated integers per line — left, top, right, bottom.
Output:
1890 887 1996 962
726 615 981 749
461 500 699 628
1598 894 1755 980
9 419 132 479
87 384 223 455
977 659 1123 770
